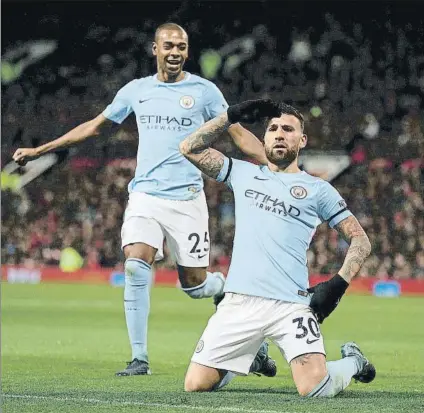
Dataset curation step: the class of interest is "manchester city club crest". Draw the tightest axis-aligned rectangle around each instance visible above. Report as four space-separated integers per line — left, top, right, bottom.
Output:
290 186 307 199
195 339 204 353
180 95 195 109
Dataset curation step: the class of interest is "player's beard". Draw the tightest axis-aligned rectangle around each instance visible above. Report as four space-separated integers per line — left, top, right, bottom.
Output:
265 144 299 168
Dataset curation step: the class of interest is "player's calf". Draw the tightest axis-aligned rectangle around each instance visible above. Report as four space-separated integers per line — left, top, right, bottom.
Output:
178 265 225 299
292 344 376 398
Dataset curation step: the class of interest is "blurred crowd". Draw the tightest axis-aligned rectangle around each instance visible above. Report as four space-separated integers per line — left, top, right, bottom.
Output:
2 157 423 279
2 2 424 278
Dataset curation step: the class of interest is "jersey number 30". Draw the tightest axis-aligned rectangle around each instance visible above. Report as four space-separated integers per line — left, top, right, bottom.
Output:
292 317 321 343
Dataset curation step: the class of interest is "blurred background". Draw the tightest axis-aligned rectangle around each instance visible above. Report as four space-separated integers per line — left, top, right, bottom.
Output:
2 0 424 286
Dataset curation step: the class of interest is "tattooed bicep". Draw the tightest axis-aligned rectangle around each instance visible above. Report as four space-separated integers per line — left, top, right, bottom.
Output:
334 215 367 243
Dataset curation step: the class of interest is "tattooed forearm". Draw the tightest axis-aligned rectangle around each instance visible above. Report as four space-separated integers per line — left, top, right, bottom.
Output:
192 148 225 179
181 113 231 155
335 216 372 282
334 215 366 243
179 113 230 179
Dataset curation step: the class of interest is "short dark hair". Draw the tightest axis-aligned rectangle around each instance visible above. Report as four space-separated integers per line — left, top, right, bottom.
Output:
264 102 304 132
154 23 188 42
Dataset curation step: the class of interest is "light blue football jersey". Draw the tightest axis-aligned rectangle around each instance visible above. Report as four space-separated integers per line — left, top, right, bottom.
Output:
216 157 352 304
102 72 229 200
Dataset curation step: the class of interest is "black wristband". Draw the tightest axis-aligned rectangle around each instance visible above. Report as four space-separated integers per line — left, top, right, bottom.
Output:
328 274 349 295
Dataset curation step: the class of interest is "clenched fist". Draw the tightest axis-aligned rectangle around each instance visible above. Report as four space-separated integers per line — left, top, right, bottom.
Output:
227 99 281 124
13 148 39 166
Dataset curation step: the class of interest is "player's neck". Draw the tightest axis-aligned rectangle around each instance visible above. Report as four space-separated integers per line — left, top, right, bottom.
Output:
268 160 301 174
156 69 186 83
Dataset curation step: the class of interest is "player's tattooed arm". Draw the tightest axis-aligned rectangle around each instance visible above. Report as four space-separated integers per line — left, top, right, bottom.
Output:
227 124 268 165
179 113 230 179
334 216 372 283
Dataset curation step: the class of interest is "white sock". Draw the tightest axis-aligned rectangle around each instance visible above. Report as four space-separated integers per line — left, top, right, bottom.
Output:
307 357 360 397
212 371 236 391
181 272 225 299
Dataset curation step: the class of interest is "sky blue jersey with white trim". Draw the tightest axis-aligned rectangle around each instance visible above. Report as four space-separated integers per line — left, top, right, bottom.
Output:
103 72 228 200
216 157 352 304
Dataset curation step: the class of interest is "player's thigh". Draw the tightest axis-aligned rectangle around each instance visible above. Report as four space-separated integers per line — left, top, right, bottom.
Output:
184 362 226 392
267 303 326 363
191 293 264 376
162 192 210 268
121 192 165 262
266 302 327 394
123 242 157 265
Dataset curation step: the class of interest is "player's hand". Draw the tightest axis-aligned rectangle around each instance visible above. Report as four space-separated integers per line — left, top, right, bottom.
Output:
227 99 281 124
307 274 349 323
12 148 39 166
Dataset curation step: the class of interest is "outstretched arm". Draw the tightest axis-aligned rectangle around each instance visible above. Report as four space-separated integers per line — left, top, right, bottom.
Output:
334 215 372 283
179 112 230 179
13 114 112 165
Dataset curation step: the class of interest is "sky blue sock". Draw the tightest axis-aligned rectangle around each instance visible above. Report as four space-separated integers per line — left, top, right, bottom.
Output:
124 258 152 362
181 272 225 299
307 358 359 397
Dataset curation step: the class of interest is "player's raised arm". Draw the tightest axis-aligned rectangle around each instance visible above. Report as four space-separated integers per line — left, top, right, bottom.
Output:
12 114 112 166
203 83 269 165
179 112 230 179
227 124 268 165
180 99 280 178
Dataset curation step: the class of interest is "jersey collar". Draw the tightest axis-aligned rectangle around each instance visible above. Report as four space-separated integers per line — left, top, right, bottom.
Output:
261 165 306 180
154 71 191 85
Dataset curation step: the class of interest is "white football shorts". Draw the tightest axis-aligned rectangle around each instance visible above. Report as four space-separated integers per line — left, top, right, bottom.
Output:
121 191 210 267
191 293 326 375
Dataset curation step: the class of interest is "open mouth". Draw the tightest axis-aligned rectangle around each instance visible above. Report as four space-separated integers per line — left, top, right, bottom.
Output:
166 60 182 68
273 144 287 150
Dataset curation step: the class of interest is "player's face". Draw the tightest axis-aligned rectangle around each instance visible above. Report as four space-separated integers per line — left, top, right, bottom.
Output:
263 114 307 166
152 30 188 78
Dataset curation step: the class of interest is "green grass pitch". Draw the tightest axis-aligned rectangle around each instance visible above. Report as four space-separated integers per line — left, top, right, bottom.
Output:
2 283 423 412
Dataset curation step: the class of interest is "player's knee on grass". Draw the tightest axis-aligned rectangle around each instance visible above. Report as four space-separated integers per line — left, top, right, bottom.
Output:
290 353 328 397
123 243 157 265
184 363 222 392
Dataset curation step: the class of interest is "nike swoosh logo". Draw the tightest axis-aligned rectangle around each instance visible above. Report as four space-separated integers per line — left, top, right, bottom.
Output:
197 254 207 259
139 99 150 104
254 176 269 181
306 338 320 344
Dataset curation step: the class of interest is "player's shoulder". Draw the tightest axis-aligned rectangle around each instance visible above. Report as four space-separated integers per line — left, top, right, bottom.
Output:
116 77 150 92
286 172 334 204
298 171 332 188
232 158 260 169
230 158 262 176
187 73 221 93
298 172 342 206
132 75 157 86
187 73 212 85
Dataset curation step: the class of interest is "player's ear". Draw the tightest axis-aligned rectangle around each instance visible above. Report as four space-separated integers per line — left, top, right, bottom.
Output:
300 134 307 149
152 42 158 56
